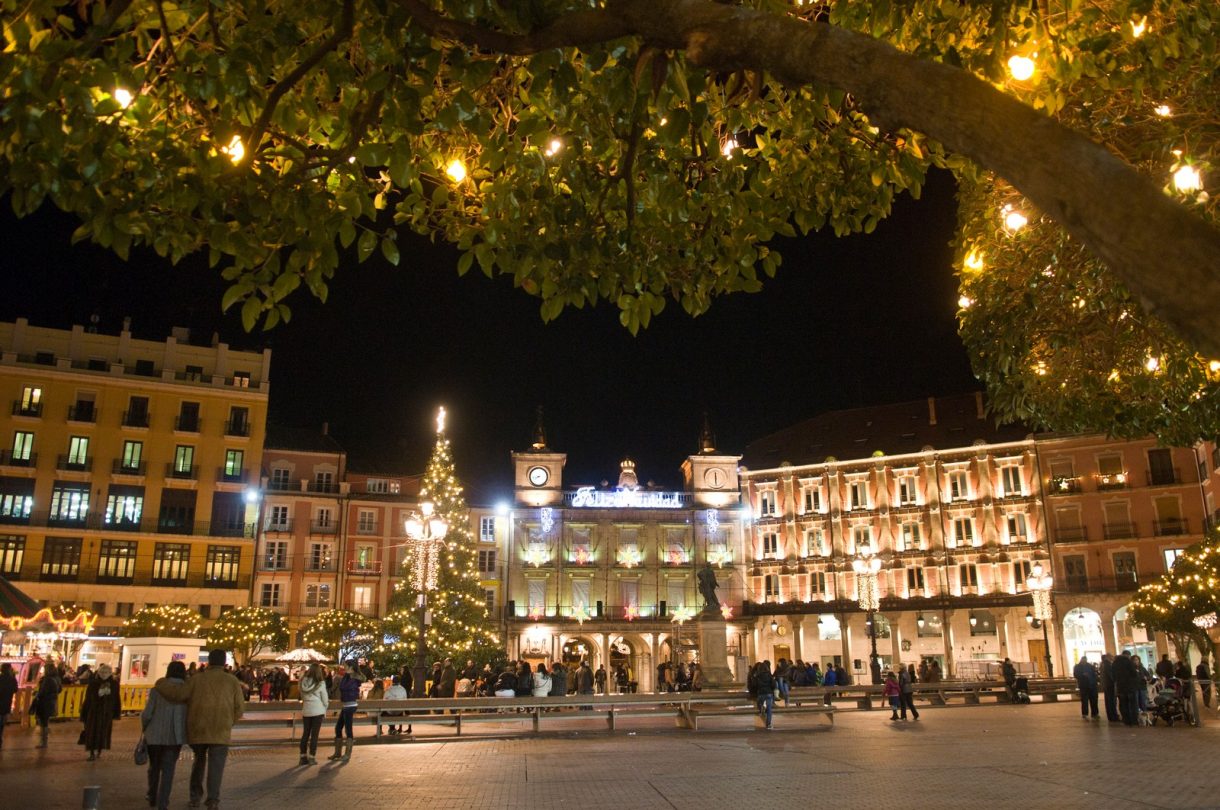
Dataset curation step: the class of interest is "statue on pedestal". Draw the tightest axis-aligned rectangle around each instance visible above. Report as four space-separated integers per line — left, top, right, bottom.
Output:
698 563 721 613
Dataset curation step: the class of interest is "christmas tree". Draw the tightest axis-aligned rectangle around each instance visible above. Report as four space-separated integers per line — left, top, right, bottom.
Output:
379 408 501 670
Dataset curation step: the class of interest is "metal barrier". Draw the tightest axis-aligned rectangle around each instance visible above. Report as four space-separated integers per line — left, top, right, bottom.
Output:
22 684 149 726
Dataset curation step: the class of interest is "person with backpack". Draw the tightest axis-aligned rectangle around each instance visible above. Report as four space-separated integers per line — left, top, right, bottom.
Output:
748 660 776 729
33 662 62 749
328 660 364 762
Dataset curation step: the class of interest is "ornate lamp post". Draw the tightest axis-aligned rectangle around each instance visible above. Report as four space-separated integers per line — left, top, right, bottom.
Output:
853 553 883 684
1026 561 1055 678
404 501 448 697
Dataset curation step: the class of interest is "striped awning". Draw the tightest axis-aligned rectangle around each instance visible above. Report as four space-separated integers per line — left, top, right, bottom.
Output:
0 575 42 619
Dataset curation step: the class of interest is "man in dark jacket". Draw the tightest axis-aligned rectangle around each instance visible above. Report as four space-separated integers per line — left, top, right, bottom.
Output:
1099 654 1118 721
1111 650 1141 726
436 658 457 699
1072 656 1099 719
1155 654 1174 679
751 661 776 729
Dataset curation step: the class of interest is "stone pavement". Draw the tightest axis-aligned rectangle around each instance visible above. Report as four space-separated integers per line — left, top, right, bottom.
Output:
2 701 1217 809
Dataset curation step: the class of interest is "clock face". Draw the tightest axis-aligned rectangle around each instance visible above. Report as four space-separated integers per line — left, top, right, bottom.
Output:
703 467 726 489
528 466 549 487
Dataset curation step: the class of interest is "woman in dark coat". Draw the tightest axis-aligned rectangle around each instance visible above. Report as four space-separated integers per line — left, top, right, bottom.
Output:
0 662 18 750
33 663 61 748
80 663 122 760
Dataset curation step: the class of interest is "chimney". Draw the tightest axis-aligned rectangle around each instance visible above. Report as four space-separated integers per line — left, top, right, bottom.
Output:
975 391 985 420
322 421 329 436
927 397 938 426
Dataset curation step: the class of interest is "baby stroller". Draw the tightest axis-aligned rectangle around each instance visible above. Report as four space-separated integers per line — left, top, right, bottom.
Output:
1011 676 1031 704
1150 677 1192 726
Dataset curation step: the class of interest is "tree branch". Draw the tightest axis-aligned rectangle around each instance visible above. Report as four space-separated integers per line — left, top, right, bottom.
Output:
396 0 633 54
246 0 355 159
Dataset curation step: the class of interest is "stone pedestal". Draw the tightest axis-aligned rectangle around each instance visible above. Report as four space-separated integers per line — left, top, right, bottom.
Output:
697 615 739 687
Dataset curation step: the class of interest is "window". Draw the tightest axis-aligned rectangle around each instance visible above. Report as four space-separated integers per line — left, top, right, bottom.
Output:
1154 496 1185 536
1147 448 1176 486
802 485 822 513
762 531 779 558
263 540 288 569
906 567 925 592
958 564 979 591
1000 466 1024 497
18 386 43 416
759 490 777 517
12 432 34 463
1103 502 1133 539
805 528 827 557
851 525 873 554
210 492 246 536
306 584 331 608
484 589 496 613
352 586 372 611
198 605 211 619
41 538 81 580
763 573 780 600
0 478 34 521
104 486 144 527
1013 559 1032 589
227 406 250 436
952 517 975 548
917 612 943 638
184 365 204 381
314 471 334 492
0 535 25 575
366 478 389 494
223 449 244 480
158 489 196 532
818 614 842 640
69 393 96 422
1006 513 1029 544
1163 548 1186 570
478 549 497 573
849 480 869 510
205 546 240 585
67 436 89 466
947 470 969 501
899 522 922 552
49 482 90 523
1097 454 1126 488
270 468 292 490
1113 552 1138 586
260 583 282 608
314 508 332 529
969 609 997 637
1065 555 1088 590
134 359 155 376
357 510 376 534
97 540 137 581
307 543 333 571
232 371 251 388
173 445 195 475
268 505 289 529
480 516 496 541
897 475 918 506
152 543 190 582
810 571 828 598
354 545 375 571
125 396 150 427
120 440 143 472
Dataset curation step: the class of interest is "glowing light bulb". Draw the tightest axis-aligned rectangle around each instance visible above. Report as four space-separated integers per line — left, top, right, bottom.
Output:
445 159 467 183
958 295 973 309
721 137 738 159
1173 165 1202 193
1154 104 1172 117
1002 204 1028 232
1034 361 1048 376
544 138 563 157
221 135 245 164
113 88 134 109
964 251 985 271
1007 55 1035 81
1145 356 1160 372
1130 16 1148 38
1209 360 1220 373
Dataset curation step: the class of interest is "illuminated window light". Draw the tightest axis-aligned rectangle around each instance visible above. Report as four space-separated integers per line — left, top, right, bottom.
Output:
445 159 467 183
1007 55 1036 82
1173 165 1202 193
113 88 134 109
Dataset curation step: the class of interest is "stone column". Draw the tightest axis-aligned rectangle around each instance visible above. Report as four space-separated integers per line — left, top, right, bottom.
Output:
942 609 957 678
601 632 612 672
791 616 804 662
995 613 1010 661
840 613 853 672
887 612 904 669
1097 607 1118 656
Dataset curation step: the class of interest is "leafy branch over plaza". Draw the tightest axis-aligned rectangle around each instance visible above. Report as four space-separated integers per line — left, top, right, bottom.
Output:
1 0 1217 441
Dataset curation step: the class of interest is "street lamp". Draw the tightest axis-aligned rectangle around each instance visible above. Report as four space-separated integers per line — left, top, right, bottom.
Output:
852 553 883 684
1026 561 1054 678
404 501 449 697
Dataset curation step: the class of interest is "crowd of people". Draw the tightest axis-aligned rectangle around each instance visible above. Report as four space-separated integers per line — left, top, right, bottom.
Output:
1072 650 1211 725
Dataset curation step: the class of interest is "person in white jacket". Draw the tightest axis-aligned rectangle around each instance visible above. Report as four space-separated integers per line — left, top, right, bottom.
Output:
383 675 410 735
298 663 329 765
531 663 552 698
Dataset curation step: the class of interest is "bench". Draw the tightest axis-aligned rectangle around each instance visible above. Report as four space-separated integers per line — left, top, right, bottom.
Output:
681 701 836 730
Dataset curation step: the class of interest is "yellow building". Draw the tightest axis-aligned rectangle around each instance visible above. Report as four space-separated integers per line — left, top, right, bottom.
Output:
0 318 269 629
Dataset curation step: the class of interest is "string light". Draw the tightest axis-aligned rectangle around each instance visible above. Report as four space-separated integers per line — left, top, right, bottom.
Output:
1007 55 1036 81
1154 104 1172 117
963 251 985 271
544 138 563 157
445 159 467 183
720 136 738 159
1001 203 1028 232
1172 165 1202 193
958 294 974 309
1130 16 1148 38
220 135 245 164
113 88 134 109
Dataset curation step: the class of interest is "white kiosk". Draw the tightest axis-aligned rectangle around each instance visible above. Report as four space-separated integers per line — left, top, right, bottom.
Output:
120 637 206 685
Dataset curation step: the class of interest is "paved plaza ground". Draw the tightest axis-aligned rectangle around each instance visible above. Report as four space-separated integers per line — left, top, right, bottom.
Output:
1 701 1217 809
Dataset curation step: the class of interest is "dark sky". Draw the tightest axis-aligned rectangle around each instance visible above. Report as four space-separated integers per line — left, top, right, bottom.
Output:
0 168 978 501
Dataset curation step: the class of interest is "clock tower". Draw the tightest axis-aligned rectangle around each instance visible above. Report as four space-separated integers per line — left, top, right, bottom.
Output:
682 414 740 507
513 406 565 506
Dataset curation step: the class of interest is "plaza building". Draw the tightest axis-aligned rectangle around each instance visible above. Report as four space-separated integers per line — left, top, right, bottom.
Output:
500 421 749 691
255 427 508 642
0 317 269 629
740 392 1220 679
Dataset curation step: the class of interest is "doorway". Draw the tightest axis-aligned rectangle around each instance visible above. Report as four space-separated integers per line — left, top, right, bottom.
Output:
1028 639 1047 676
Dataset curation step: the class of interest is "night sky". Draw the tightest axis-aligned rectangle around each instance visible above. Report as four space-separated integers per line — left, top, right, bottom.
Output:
0 168 979 501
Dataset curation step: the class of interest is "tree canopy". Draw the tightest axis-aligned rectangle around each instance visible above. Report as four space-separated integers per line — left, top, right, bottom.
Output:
120 605 204 638
206 606 288 663
301 608 379 662
2 0 1217 440
1128 531 1219 665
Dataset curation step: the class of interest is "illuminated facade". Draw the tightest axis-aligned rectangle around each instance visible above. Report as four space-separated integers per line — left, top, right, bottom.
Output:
502 424 748 691
0 318 269 629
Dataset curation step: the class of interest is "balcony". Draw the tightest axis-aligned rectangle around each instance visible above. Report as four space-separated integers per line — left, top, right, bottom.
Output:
55 454 92 472
67 404 97 423
304 561 337 573
112 459 147 476
347 560 383 575
259 557 289 572
1147 469 1182 487
1102 522 1137 540
1056 527 1089 543
1058 575 1142 593
175 416 200 432
1096 473 1128 490
224 420 250 437
264 519 295 533
309 521 337 534
355 523 379 535
165 463 198 480
218 467 248 483
1049 476 1082 494
122 410 150 428
11 401 42 418
1154 518 1189 536
150 574 252 589
267 479 298 492
0 450 36 467
306 481 339 494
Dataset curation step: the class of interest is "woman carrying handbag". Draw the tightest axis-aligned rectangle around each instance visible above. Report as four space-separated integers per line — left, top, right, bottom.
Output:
142 661 188 810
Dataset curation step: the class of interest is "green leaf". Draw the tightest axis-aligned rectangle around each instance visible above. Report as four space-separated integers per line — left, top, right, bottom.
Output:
240 297 262 332
357 230 377 263
380 236 400 266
